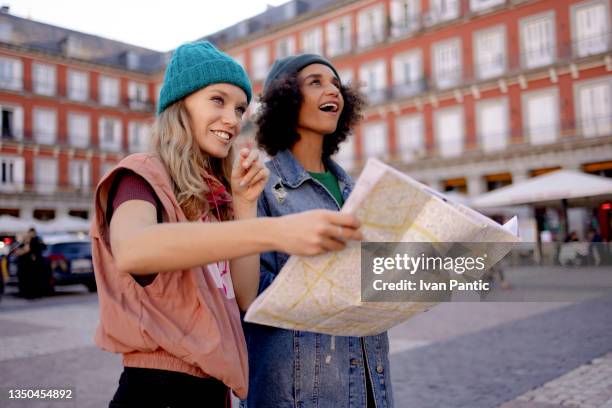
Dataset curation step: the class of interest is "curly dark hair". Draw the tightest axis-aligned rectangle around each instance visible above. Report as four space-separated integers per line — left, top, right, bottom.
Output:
255 72 365 157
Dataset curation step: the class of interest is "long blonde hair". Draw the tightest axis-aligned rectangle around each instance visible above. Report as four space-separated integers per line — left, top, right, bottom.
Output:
150 100 233 221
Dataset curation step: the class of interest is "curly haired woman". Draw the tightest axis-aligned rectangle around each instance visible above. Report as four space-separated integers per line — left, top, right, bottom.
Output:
242 54 394 408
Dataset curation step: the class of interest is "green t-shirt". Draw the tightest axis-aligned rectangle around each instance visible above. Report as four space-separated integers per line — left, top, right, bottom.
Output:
308 170 344 207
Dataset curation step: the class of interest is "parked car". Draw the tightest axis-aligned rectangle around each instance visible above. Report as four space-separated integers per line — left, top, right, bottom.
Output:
43 237 95 292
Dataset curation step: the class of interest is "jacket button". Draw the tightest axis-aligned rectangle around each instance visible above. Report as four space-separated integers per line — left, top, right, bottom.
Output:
350 358 360 366
376 365 384 374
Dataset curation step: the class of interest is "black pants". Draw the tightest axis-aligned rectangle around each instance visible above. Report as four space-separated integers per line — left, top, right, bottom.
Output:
109 367 230 408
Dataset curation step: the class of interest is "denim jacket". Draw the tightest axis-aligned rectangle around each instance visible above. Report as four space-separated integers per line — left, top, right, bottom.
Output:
242 149 393 408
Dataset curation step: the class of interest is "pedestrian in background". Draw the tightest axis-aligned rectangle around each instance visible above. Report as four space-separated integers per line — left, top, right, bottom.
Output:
91 41 362 408
242 54 393 408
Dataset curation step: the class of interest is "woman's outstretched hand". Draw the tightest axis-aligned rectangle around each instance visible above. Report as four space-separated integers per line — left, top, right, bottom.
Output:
274 210 364 256
231 148 270 207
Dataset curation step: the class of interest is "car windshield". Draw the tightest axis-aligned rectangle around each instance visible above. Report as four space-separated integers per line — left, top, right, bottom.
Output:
48 242 91 257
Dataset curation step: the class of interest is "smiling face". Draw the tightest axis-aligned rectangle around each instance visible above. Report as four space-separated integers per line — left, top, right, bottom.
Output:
183 83 248 159
296 63 344 137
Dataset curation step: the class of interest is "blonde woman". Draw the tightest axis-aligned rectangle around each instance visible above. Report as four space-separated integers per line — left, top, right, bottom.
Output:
91 41 362 408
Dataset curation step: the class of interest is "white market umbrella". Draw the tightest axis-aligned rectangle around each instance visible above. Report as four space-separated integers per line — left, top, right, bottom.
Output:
37 215 91 233
471 170 612 208
0 215 36 233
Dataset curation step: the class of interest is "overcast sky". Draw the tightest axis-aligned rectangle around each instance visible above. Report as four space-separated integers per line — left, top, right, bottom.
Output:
9 0 288 51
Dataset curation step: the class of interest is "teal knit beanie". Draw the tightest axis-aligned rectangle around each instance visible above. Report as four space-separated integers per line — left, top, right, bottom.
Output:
157 41 252 115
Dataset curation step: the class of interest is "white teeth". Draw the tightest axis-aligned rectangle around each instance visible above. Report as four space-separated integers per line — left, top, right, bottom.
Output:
319 103 338 112
212 130 231 140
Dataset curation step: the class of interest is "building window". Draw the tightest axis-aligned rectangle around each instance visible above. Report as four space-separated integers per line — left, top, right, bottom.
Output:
67 70 89 101
275 36 296 59
326 16 352 57
128 81 149 110
250 45 270 82
522 88 559 145
69 161 91 191
427 0 459 25
362 121 388 159
34 158 58 194
33 108 57 145
435 107 464 157
474 26 506 80
392 50 424 97
575 79 612 138
337 69 354 85
476 98 509 152
68 112 90 148
100 162 115 179
396 114 425 162
470 0 505 13
233 54 245 68
357 4 385 49
442 177 467 194
0 57 22 91
359 60 387 104
99 75 120 106
0 104 23 140
32 63 56 96
301 27 323 54
391 0 420 37
572 0 610 57
128 121 150 153
99 117 122 152
334 135 355 171
484 173 512 191
433 38 462 89
0 155 24 192
520 12 556 69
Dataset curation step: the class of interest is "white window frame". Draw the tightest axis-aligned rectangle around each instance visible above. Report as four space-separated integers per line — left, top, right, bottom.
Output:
275 36 296 59
34 158 58 194
33 108 57 145
391 0 421 37
250 45 270 82
32 63 56 96
475 97 509 152
473 25 507 80
357 4 386 49
0 57 22 91
434 106 465 157
432 37 462 89
67 69 89 102
571 0 611 58
68 112 90 148
470 0 505 13
68 160 91 191
574 77 612 138
392 49 424 97
128 121 150 153
358 59 387 104
396 113 425 162
0 103 23 140
427 0 460 25
0 155 24 192
98 117 123 152
334 135 356 171
337 69 354 85
362 121 388 159
522 87 560 145
301 27 323 54
326 16 352 57
99 75 120 106
128 81 149 110
520 11 557 69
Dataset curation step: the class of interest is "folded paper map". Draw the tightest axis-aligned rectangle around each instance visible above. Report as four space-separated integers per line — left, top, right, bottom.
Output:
244 158 520 336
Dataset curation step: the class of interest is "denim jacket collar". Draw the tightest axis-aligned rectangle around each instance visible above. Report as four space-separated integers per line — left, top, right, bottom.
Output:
271 149 355 191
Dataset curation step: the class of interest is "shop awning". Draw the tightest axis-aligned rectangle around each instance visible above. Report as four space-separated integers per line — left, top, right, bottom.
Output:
471 170 612 208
